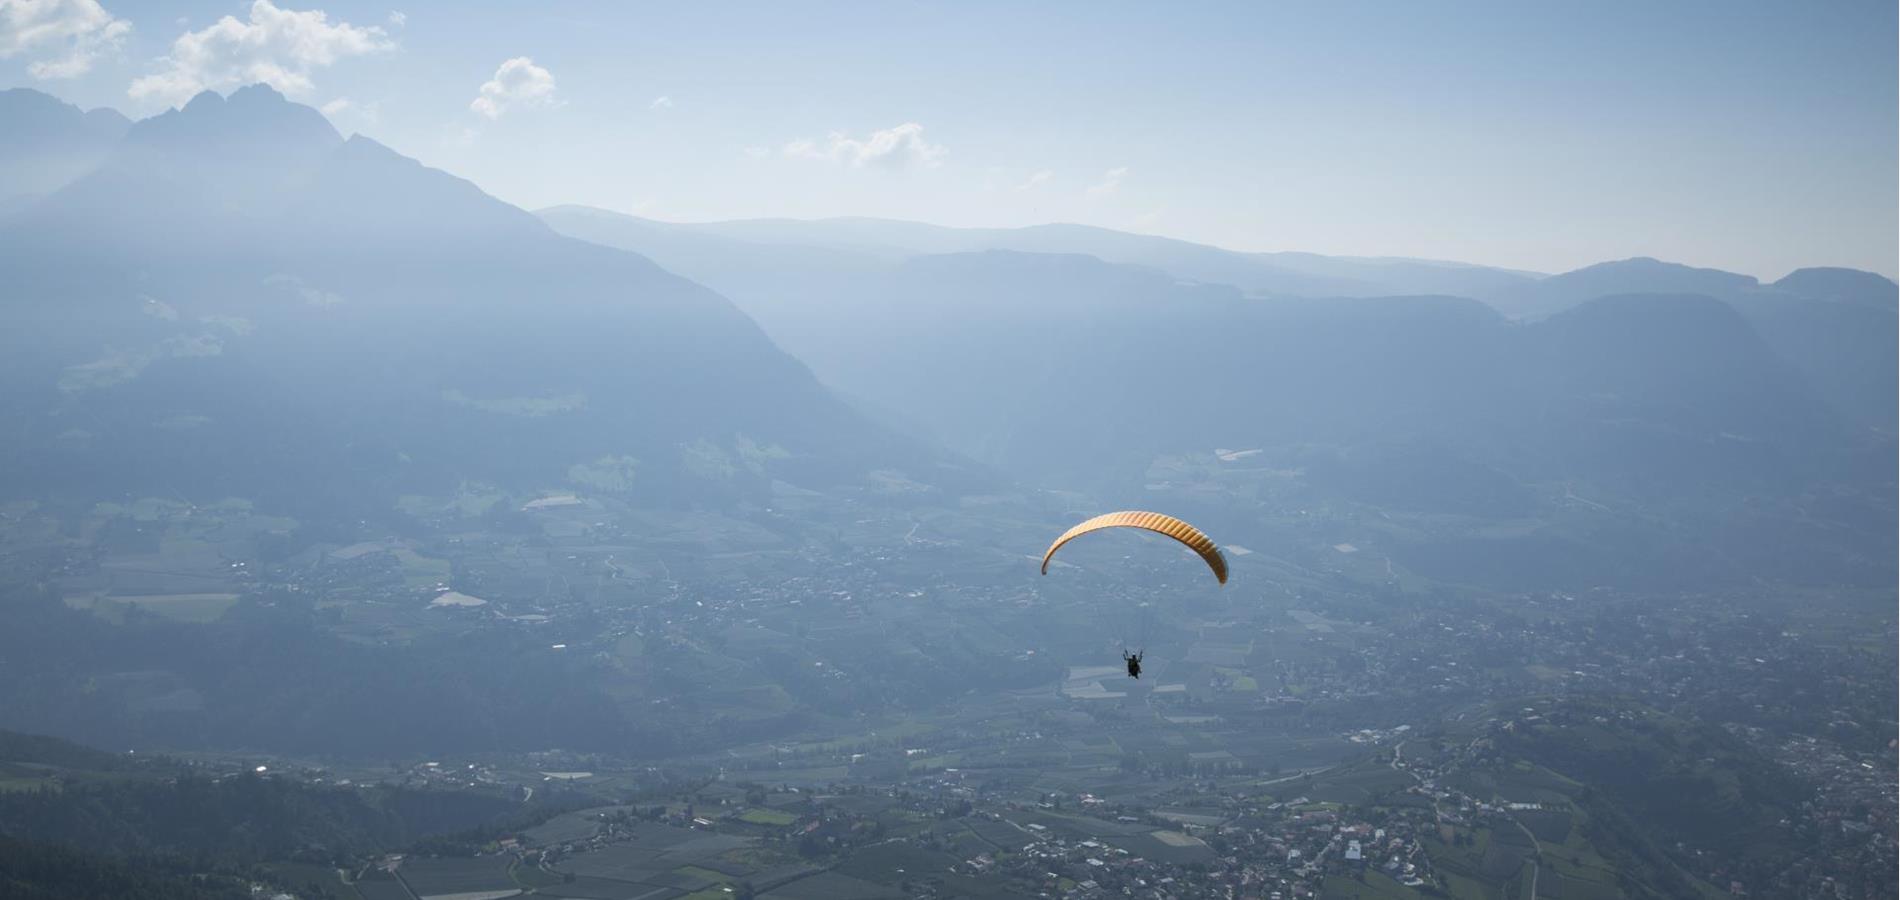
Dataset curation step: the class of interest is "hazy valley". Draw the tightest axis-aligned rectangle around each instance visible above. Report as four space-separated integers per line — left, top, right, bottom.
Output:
0 81 1891 900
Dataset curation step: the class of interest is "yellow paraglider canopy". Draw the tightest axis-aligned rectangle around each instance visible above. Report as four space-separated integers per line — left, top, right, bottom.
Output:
1040 510 1228 584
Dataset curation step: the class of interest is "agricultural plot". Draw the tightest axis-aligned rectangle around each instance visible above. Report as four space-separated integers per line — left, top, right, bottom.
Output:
647 866 721 891
1184 642 1251 665
0 761 67 793
556 846 670 882
522 807 635 846
1478 839 1530 881
353 873 418 900
1320 870 1428 899
1304 764 1416 805
1018 810 1149 839
1434 868 1503 900
760 871 906 900
1152 808 1227 828
551 826 755 893
56 522 250 622
1515 808 1574 843
510 863 568 890
737 807 796 826
101 592 240 623
259 862 349 898
398 854 516 897
663 833 752 863
832 843 959 884
935 871 1034 900
1423 830 1530 900
765 765 849 783
98 543 238 593
532 876 676 900
959 816 1032 849
940 829 993 858
392 548 453 590
1536 868 1625 900
1105 830 1216 864
1534 812 1628 900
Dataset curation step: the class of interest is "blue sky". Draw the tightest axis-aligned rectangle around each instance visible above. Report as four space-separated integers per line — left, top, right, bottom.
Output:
4 0 1895 277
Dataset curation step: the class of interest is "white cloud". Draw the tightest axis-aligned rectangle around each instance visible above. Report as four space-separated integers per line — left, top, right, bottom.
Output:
649 94 672 109
1016 169 1052 190
320 96 380 126
0 0 131 79
470 56 557 119
784 122 945 169
1087 166 1128 195
128 1 393 106
386 10 404 27
742 146 770 159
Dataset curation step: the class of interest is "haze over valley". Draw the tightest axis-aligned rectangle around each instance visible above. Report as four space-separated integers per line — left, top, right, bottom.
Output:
0 3 1893 899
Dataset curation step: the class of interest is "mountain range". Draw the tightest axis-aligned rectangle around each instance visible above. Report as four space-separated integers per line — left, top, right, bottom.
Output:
541 206 1896 433
0 88 128 214
539 207 1895 589
0 86 955 524
0 85 1891 590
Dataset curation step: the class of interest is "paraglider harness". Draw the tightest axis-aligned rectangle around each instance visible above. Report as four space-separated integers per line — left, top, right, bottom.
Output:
1123 649 1143 679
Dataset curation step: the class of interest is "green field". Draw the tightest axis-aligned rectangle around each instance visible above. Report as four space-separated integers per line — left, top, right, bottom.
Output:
258 862 348 898
1322 871 1428 899
398 854 516 896
738 807 797 826
532 874 656 899
113 592 241 622
1304 762 1416 804
392 548 453 589
351 871 413 900
510 860 570 889
758 871 905 900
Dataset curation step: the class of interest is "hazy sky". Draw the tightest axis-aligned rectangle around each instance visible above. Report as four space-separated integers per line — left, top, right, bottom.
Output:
4 0 1895 278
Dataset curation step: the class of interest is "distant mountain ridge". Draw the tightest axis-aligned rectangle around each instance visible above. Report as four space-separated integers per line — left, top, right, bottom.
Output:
0 85 1889 591
539 204 1550 299
543 206 1897 434
0 88 128 212
0 86 954 517
543 204 1895 313
1771 266 1899 308
519 218 1896 588
17 85 546 257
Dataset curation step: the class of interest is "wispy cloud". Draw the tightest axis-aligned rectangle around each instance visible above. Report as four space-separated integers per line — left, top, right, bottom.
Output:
784 122 946 169
128 1 392 106
649 95 672 109
470 56 558 119
1016 169 1053 191
0 0 131 79
1086 166 1128 195
320 95 378 125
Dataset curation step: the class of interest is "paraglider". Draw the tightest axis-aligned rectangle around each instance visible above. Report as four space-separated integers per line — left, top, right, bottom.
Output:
1040 510 1228 676
1040 510 1227 584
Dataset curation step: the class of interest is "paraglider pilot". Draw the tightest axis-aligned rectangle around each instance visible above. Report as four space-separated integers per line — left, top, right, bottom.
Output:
1123 649 1143 679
